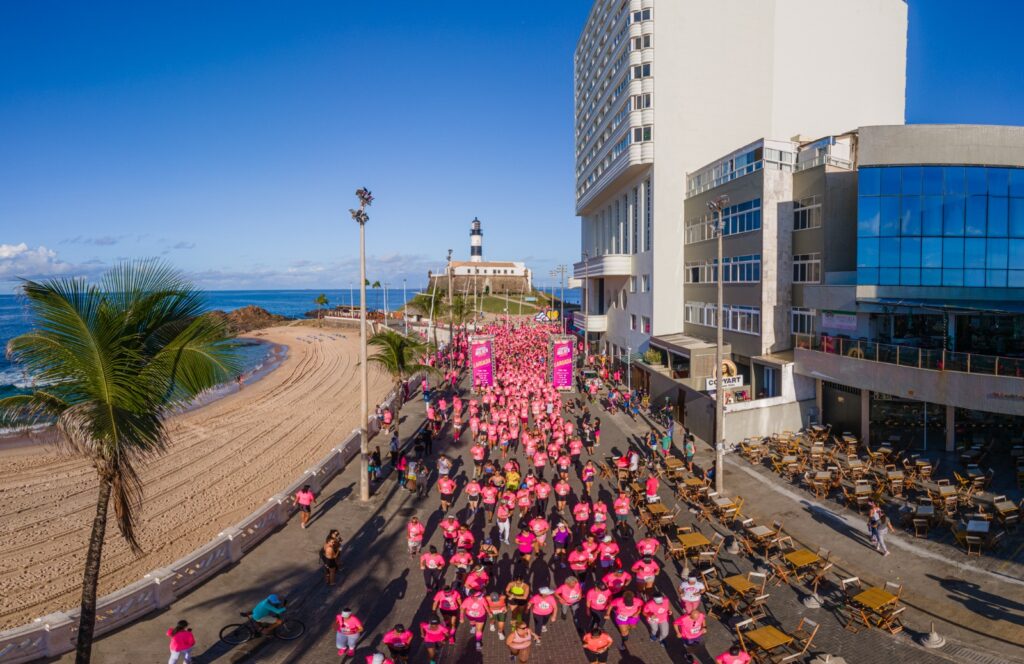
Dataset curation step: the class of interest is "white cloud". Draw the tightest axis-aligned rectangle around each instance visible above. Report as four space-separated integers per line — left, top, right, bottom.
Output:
0 243 94 282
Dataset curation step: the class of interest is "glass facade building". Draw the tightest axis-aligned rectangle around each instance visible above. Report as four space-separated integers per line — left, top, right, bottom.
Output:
856 165 1024 287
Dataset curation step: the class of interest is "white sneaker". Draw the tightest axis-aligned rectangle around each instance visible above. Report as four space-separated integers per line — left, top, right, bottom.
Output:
542 626 548 633
490 624 496 632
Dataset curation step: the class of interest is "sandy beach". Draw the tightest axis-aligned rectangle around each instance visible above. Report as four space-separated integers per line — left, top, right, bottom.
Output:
0 325 391 629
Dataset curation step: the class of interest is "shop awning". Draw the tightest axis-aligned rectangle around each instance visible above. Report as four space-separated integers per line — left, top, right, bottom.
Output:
650 333 729 359
752 351 794 366
857 297 1024 315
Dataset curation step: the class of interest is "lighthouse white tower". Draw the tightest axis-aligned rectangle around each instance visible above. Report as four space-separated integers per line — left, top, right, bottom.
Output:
469 217 483 262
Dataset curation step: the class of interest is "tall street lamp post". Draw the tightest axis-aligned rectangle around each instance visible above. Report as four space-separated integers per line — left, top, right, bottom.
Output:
350 187 374 502
403 278 408 335
708 194 730 495
581 250 589 356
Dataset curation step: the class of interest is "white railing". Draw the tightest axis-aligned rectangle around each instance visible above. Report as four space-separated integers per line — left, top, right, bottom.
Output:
0 376 414 664
794 153 854 172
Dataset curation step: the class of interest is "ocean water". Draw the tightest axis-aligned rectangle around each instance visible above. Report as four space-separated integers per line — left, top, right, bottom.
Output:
0 287 581 400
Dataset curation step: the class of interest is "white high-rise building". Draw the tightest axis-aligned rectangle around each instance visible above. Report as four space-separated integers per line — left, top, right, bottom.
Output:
573 0 908 359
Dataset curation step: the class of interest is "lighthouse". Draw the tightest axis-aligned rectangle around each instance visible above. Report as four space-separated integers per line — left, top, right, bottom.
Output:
469 217 483 262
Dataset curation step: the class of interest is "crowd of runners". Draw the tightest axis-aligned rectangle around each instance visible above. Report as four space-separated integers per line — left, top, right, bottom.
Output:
168 322 751 664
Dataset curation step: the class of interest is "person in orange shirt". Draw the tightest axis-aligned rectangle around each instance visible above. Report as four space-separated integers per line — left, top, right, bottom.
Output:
582 626 614 664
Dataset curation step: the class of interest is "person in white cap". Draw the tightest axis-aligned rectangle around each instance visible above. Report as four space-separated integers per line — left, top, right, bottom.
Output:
679 576 705 614
335 608 363 657
528 587 557 633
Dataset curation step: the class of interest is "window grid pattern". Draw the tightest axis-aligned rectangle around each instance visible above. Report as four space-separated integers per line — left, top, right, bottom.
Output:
685 199 762 244
685 255 762 284
791 307 816 335
793 195 822 231
685 302 761 335
793 253 822 284
857 165 1024 287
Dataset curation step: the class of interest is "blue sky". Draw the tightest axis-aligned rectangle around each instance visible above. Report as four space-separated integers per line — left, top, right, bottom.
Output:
1 0 1023 291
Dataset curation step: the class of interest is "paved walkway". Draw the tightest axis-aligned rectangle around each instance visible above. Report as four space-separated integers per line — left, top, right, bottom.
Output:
62 375 1020 664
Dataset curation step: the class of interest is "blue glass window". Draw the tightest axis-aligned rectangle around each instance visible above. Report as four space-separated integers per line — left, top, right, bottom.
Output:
1010 240 1024 269
900 237 921 267
988 168 1010 196
900 268 920 286
942 237 964 268
879 237 900 267
942 269 963 286
857 238 879 267
922 196 942 235
880 268 899 285
922 167 943 195
965 196 987 236
989 197 1009 237
880 168 901 196
964 238 985 268
901 196 921 235
921 238 942 268
901 167 922 194
944 167 965 194
1011 169 1024 197
964 269 985 287
966 167 988 195
1011 198 1024 237
858 267 878 284
880 197 900 235
987 238 1008 269
987 270 1007 287
858 197 880 236
859 168 880 196
943 196 965 235
1011 271 1024 287
921 268 941 285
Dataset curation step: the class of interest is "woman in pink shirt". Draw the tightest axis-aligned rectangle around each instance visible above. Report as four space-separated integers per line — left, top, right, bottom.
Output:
294 484 317 529
166 620 195 664
528 587 557 633
461 591 489 652
406 516 424 556
610 591 643 649
335 609 363 657
642 593 672 644
420 618 450 664
515 528 536 564
381 623 413 663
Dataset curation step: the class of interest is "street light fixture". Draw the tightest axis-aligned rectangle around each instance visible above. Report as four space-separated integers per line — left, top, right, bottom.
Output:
707 194 730 495
349 187 373 502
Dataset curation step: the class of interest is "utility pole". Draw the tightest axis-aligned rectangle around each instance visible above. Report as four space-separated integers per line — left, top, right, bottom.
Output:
550 264 568 330
582 251 589 356
447 248 453 350
708 195 730 495
349 187 373 502
627 346 632 393
403 278 408 335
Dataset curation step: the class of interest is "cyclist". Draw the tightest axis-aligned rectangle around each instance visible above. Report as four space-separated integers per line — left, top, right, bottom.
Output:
251 594 287 635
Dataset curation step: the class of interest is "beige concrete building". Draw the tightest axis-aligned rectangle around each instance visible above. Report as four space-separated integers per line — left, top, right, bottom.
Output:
572 0 908 363
641 125 1024 449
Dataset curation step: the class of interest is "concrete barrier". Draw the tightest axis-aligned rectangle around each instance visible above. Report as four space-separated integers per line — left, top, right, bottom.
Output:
0 374 418 663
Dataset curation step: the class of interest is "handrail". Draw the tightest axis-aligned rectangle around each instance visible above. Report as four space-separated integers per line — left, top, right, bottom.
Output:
792 334 1024 378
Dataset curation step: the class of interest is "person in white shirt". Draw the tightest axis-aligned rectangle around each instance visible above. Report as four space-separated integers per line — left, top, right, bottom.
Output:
679 576 705 614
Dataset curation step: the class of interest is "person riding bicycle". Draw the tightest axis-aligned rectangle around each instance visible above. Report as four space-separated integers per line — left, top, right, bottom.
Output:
251 594 287 634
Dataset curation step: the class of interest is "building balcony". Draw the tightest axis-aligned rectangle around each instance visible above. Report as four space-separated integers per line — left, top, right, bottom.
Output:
792 334 1024 417
573 311 608 333
574 253 634 278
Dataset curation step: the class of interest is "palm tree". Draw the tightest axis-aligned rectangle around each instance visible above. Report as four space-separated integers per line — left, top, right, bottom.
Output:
314 293 329 326
371 280 382 289
0 262 239 664
367 329 432 440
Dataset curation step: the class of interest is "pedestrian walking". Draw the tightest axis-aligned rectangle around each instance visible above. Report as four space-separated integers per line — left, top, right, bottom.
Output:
166 620 195 664
335 608 363 657
582 626 613 664
505 621 541 663
294 484 317 529
382 624 413 663
643 593 671 645
420 545 446 590
420 617 450 664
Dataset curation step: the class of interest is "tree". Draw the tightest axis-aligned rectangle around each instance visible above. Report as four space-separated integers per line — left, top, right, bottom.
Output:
371 280 382 289
0 262 239 664
367 329 432 439
314 293 329 326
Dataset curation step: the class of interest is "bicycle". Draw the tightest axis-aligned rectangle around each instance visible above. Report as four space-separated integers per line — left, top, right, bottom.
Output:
219 612 306 645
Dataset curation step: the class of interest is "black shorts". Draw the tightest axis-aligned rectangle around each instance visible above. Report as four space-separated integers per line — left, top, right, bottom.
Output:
586 650 609 663
299 504 311 513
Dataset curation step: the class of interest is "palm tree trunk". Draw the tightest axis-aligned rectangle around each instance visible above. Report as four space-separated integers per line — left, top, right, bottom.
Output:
75 477 113 664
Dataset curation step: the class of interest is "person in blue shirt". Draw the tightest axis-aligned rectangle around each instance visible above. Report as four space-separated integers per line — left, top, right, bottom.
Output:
251 594 287 634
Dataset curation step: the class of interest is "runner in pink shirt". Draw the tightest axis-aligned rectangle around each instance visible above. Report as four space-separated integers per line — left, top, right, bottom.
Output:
419 618 450 663
293 484 317 529
335 609 363 657
461 592 489 651
528 588 557 633
381 624 413 662
406 516 425 556
643 593 672 644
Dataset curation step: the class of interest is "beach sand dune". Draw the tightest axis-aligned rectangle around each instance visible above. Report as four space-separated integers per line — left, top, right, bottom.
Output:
0 326 392 629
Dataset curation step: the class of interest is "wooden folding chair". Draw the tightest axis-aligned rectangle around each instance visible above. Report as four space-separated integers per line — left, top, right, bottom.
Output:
700 565 723 595
705 591 738 618
912 517 929 538
765 555 792 587
810 562 833 594
877 605 905 634
839 576 863 633
884 581 903 600
743 593 771 621
775 617 819 662
733 618 758 649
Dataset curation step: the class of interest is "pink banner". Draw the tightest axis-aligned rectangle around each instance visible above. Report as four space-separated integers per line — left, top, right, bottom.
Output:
551 337 574 390
470 337 494 388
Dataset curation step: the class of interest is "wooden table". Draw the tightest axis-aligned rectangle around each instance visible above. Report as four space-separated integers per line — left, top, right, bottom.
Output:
713 497 736 510
664 457 685 470
746 625 794 652
995 500 1019 515
747 525 775 539
936 485 957 497
677 532 710 551
724 574 758 595
784 549 821 569
914 504 935 518
853 587 898 612
781 455 798 464
683 478 706 488
813 471 832 481
967 519 990 534
647 502 669 517
886 470 905 481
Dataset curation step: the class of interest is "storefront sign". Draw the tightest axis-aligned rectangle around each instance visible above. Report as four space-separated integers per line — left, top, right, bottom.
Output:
705 375 743 391
822 311 858 331
550 336 574 390
470 336 494 388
